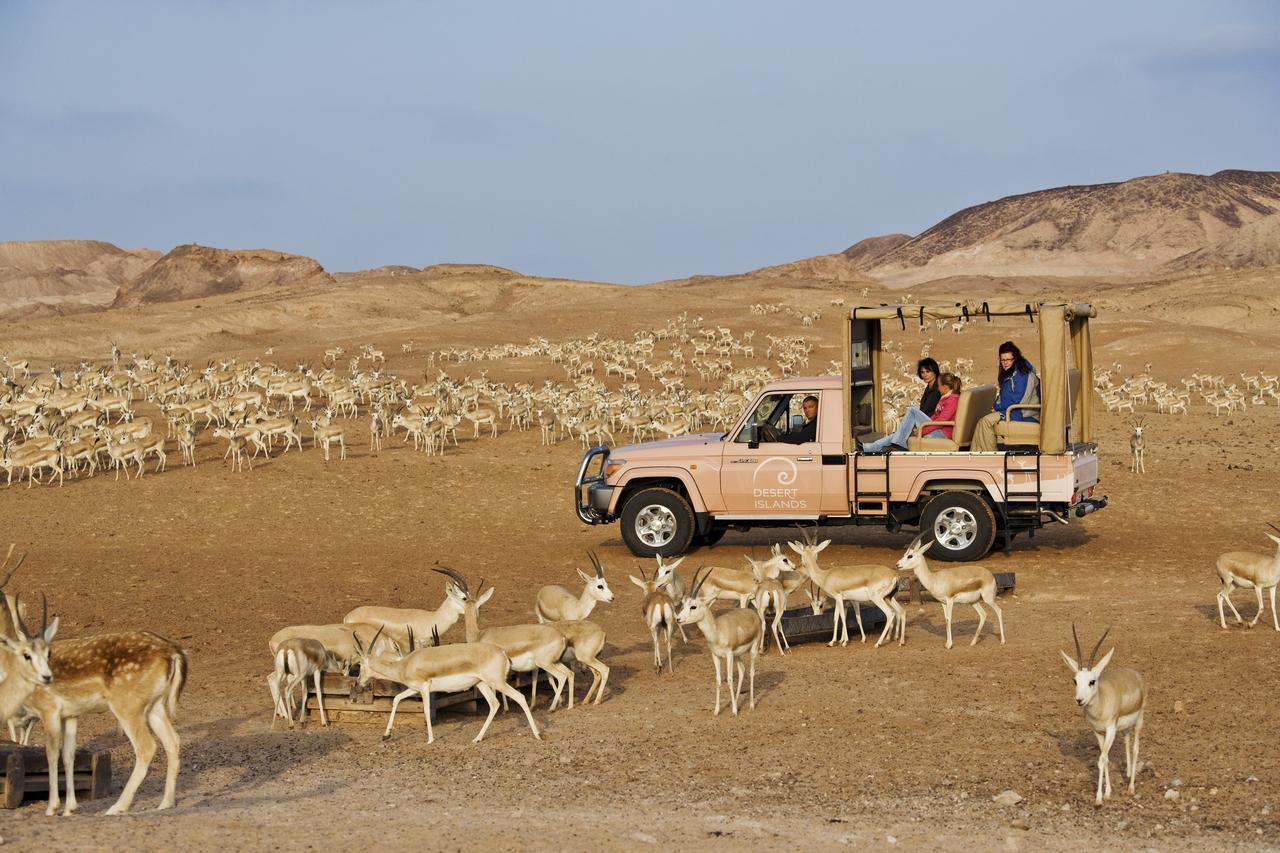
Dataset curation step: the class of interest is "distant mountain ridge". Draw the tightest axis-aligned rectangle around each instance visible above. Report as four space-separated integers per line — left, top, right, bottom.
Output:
847 169 1280 284
112 244 335 307
3 169 1279 313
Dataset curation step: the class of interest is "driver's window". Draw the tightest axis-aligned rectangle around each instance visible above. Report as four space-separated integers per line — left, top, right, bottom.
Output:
734 393 794 443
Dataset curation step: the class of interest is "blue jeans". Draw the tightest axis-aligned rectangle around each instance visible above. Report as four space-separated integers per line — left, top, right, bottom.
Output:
862 407 935 452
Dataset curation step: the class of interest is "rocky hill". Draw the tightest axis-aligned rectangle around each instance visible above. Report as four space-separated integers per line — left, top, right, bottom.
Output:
850 170 1280 285
0 240 158 313
111 244 335 307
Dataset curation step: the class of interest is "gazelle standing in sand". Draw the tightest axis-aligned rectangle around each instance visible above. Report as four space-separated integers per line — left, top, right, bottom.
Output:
454 570 573 711
270 637 342 728
1215 524 1280 630
1129 417 1146 473
533 551 614 622
789 531 905 648
630 565 679 674
354 626 541 744
676 568 762 716
895 535 1004 649
1060 625 1146 806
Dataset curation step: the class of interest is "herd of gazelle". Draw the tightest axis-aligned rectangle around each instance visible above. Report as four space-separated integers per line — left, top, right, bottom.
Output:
3 521 1279 814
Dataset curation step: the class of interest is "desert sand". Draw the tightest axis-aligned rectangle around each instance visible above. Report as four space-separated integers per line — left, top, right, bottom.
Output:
1 172 1278 850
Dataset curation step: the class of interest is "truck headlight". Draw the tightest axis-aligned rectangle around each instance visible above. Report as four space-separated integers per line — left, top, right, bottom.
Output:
604 459 627 478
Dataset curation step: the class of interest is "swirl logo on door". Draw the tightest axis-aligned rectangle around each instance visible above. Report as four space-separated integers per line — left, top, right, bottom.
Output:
750 457 807 510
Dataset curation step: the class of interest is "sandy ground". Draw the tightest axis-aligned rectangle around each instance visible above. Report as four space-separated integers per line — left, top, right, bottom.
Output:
0 274 1278 851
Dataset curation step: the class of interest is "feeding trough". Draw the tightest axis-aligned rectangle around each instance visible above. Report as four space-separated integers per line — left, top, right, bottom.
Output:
1 745 111 809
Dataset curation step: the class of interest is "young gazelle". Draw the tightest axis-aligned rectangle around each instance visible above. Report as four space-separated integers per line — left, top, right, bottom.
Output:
654 555 689 641
789 534 905 648
895 535 1004 649
629 565 679 674
269 638 342 728
270 622 402 672
676 568 762 716
1215 525 1280 631
699 547 795 608
551 619 610 705
749 562 790 655
1060 626 1146 806
534 551 615 622
355 626 541 744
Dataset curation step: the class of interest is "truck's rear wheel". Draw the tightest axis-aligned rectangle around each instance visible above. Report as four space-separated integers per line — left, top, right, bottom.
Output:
919 491 996 562
620 487 695 557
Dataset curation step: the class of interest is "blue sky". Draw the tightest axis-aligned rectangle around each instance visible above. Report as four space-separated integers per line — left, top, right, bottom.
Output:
1 1 1277 282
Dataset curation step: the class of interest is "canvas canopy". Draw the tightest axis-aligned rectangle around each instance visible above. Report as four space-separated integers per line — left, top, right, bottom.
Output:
848 302 1096 454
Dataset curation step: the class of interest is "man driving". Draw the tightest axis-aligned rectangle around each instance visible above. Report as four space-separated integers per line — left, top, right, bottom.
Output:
778 395 818 444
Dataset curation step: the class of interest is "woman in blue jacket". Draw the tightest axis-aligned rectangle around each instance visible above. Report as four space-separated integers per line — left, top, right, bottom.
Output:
969 341 1039 451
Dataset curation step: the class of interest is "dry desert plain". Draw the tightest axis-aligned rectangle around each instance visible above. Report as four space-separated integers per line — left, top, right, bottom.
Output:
1 267 1279 851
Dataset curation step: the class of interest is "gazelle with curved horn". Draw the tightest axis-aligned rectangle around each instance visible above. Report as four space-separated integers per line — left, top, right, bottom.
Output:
629 564 679 674
894 534 1003 649
343 565 474 647
676 567 762 716
459 574 573 711
0 548 57 745
788 527 905 648
1214 524 1280 631
1060 625 1146 806
354 625 541 744
533 551 615 623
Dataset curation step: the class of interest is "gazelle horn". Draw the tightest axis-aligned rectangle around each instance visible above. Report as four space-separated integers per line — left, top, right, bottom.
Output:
1071 622 1082 665
1087 627 1111 668
432 566 469 595
588 550 604 578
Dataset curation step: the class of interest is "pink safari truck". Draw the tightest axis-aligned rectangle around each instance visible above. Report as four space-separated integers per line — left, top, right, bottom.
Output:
575 301 1108 562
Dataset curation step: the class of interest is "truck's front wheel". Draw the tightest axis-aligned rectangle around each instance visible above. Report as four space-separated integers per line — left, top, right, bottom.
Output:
620 487 695 557
919 491 996 562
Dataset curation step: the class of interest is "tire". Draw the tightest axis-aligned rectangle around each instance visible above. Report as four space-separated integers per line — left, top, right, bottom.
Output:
919 491 997 562
620 487 696 558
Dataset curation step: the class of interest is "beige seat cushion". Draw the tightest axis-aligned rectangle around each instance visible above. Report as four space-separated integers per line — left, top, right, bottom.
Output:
907 384 996 451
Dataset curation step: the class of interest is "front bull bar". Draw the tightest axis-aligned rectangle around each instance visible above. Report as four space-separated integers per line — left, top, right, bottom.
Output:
574 445 611 524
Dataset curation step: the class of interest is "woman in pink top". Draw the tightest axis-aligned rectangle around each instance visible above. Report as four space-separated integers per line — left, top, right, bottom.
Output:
923 373 961 439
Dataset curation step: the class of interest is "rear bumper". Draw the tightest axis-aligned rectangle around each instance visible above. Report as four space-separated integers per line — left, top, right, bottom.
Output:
574 445 615 524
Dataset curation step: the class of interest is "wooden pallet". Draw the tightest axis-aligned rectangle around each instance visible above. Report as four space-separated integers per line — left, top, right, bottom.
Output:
1 745 111 809
779 572 1016 645
301 669 536 725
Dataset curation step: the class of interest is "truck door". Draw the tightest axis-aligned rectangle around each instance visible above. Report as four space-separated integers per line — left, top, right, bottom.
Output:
720 391 823 517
